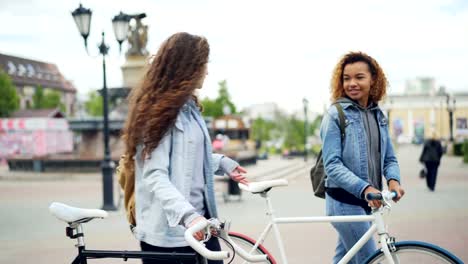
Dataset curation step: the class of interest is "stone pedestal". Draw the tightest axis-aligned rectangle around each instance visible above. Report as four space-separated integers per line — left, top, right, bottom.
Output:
121 55 148 88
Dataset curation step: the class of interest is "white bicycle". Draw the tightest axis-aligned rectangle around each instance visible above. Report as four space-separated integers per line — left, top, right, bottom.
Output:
207 179 463 264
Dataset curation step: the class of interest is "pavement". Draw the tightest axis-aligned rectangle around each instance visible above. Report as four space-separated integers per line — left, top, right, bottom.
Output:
0 144 467 263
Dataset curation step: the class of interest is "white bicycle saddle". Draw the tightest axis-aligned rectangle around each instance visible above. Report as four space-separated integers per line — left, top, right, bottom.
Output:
49 202 108 223
239 179 288 193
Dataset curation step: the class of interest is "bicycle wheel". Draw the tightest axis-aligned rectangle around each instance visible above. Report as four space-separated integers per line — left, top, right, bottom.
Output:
365 241 463 264
218 232 276 264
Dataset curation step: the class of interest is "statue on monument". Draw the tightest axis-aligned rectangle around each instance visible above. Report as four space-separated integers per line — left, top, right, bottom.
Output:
121 13 149 88
126 14 149 57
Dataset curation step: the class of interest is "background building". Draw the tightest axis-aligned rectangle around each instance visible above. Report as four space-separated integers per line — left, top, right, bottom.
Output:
0 53 77 116
382 78 468 144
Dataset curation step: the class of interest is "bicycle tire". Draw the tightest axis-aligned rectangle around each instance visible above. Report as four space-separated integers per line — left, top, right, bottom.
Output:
219 232 276 264
365 241 463 264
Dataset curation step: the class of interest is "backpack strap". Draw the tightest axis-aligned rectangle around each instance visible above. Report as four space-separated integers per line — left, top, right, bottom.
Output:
332 103 346 142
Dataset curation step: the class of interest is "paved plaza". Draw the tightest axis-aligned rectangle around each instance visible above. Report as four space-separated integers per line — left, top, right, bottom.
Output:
0 144 467 263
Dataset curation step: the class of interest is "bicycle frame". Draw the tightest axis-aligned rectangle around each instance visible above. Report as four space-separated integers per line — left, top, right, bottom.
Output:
71 248 199 264
244 192 396 264
68 223 203 264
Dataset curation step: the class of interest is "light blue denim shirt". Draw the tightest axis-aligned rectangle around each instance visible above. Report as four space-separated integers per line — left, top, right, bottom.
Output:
132 99 239 247
320 100 401 199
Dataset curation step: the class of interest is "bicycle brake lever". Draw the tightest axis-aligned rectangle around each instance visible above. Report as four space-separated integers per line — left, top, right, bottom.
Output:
381 190 394 207
203 230 212 242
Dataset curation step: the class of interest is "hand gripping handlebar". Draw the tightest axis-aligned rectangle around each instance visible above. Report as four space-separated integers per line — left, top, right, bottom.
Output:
184 220 230 260
365 190 397 201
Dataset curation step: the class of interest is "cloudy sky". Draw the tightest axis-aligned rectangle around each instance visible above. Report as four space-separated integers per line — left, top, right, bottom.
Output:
1 0 467 113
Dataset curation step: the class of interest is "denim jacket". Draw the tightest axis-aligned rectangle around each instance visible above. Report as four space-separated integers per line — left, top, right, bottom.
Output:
132 100 238 247
320 101 401 199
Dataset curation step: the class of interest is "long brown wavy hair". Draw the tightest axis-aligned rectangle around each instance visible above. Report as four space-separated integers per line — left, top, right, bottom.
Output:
122 32 209 168
330 51 388 103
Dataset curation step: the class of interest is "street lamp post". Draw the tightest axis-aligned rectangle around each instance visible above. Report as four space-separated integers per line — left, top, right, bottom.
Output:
446 94 456 143
71 4 130 211
303 98 309 162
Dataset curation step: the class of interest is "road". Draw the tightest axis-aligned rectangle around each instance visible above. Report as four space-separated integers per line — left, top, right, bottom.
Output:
0 144 466 263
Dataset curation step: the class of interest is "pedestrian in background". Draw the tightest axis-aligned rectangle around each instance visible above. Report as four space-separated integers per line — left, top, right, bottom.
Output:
120 32 248 264
320 51 405 264
212 134 225 152
419 130 444 191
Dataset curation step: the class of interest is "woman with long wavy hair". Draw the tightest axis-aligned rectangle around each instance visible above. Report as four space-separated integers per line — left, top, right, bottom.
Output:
320 51 405 263
121 32 248 264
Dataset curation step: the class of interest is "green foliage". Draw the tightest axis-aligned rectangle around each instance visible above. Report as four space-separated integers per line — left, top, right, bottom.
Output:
283 116 306 150
251 117 275 142
44 91 61 108
32 85 45 109
215 80 236 114
44 91 65 112
85 91 103 116
202 80 237 118
32 86 65 112
251 113 322 152
0 71 20 117
201 97 223 118
199 80 323 153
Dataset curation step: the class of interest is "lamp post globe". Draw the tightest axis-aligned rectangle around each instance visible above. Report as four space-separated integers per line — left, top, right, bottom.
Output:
71 4 92 50
112 12 130 52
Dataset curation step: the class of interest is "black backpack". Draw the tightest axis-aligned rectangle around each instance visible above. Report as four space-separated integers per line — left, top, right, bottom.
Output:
310 103 346 198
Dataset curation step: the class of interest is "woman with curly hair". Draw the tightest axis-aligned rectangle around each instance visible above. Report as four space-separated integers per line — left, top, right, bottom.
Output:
121 32 248 264
320 51 405 263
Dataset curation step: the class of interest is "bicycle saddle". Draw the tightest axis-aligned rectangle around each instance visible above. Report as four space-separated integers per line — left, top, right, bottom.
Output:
239 179 288 193
49 202 108 224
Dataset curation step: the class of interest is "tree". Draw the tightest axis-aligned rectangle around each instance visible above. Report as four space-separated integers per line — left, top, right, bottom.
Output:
0 71 20 117
251 117 276 142
33 86 65 112
44 90 65 112
215 80 236 114
201 97 222 117
201 80 237 118
283 116 306 150
32 85 45 109
85 91 103 116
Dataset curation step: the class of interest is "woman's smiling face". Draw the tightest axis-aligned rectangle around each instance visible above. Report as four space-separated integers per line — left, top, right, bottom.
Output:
342 61 374 107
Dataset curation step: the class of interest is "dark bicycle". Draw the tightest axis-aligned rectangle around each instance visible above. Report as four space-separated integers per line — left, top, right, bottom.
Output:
49 202 229 264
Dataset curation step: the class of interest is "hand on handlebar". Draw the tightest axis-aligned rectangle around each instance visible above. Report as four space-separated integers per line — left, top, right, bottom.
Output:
185 218 231 260
364 186 382 208
388 180 405 202
188 216 207 241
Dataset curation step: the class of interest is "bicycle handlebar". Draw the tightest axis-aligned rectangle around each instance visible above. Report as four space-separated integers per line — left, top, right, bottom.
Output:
184 220 230 260
366 190 397 201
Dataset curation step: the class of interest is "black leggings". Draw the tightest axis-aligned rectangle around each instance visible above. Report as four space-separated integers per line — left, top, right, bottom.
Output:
140 236 222 264
425 161 440 191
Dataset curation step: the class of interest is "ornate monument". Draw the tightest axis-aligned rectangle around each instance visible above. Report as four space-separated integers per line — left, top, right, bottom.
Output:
121 13 149 88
